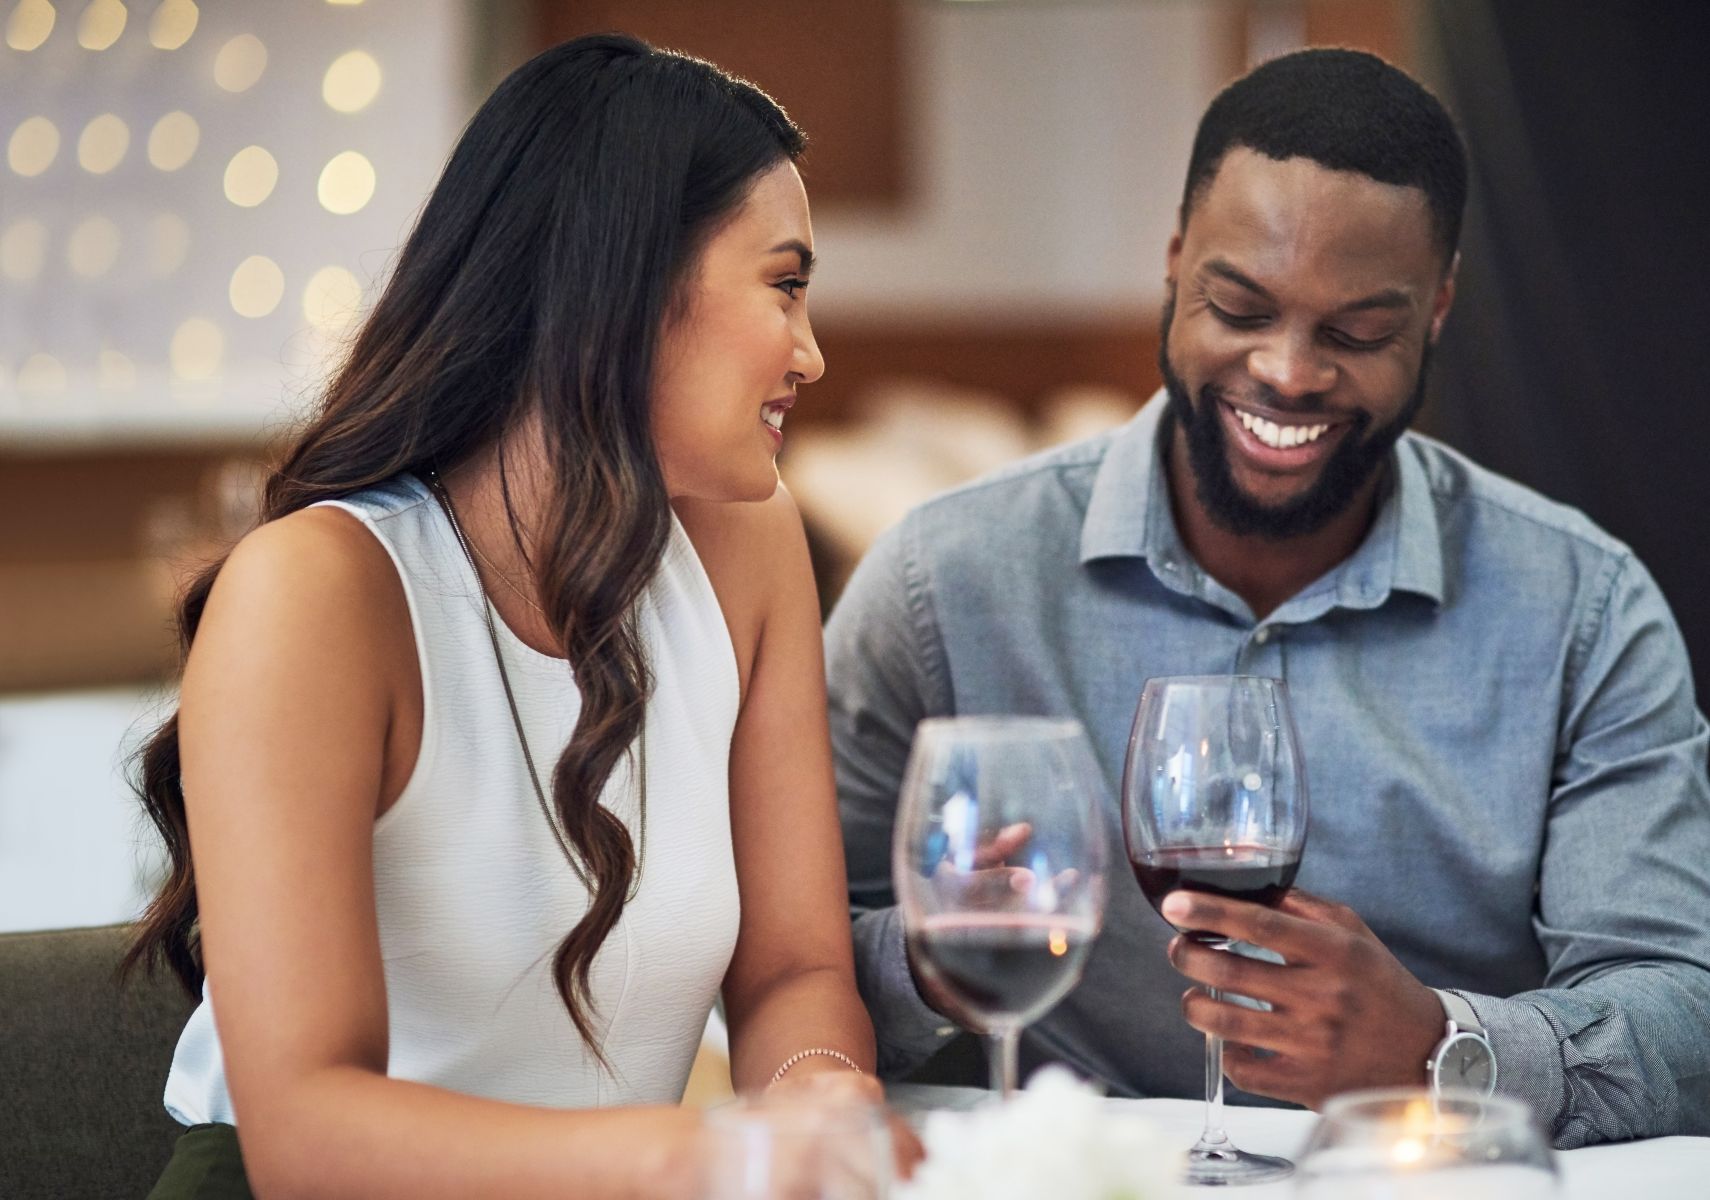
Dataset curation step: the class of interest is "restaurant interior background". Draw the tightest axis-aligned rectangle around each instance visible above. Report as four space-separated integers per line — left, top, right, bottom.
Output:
3 0 1707 1097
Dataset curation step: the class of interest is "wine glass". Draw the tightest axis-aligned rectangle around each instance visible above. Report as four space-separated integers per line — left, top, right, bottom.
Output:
1122 675 1309 1186
893 716 1109 1097
1296 1088 1559 1199
702 1094 894 1200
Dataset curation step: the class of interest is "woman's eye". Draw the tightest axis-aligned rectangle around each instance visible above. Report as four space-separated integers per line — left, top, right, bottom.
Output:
776 277 809 299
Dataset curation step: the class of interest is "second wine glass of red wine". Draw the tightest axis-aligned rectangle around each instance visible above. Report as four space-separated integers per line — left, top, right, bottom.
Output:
894 716 1109 1098
1122 675 1309 1186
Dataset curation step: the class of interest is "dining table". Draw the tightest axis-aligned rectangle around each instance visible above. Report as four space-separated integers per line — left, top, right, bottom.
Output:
887 1083 1710 1198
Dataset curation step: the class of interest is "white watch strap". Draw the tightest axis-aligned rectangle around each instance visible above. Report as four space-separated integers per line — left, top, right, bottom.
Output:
1432 987 1486 1038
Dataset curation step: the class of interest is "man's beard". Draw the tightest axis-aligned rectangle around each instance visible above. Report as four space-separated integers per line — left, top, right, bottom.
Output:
1158 298 1429 541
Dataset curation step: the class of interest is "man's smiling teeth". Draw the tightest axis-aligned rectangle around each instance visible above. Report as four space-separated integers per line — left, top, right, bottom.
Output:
762 406 785 431
1237 409 1329 449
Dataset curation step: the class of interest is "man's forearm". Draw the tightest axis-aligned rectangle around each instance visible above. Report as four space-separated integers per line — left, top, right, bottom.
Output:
1460 964 1710 1148
851 906 959 1078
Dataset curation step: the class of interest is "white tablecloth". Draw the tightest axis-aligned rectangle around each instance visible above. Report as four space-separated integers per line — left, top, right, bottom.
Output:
888 1084 1710 1198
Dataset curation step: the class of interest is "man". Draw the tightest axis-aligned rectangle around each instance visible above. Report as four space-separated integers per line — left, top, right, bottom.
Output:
826 48 1710 1148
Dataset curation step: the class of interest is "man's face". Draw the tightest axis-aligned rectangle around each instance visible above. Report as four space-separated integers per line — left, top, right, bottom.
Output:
1161 147 1456 539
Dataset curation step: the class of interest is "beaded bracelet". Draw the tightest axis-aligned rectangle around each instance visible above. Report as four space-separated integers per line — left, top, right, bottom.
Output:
768 1047 864 1086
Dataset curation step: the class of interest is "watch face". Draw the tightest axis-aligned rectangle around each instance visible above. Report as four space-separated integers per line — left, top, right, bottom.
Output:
1441 1034 1496 1092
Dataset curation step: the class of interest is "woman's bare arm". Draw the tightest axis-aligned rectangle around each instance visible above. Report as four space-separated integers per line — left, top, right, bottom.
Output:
678 487 877 1092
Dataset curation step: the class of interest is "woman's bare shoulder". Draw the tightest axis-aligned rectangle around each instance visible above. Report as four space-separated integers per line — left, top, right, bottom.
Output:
190 505 413 685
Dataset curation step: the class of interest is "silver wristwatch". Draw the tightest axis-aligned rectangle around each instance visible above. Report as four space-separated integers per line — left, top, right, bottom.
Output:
1426 987 1496 1096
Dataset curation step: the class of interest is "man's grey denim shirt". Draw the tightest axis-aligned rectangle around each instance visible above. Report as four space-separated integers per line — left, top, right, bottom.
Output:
826 395 1710 1149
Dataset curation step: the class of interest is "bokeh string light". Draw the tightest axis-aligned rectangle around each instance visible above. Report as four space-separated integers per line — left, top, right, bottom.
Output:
147 0 197 50
1 0 452 430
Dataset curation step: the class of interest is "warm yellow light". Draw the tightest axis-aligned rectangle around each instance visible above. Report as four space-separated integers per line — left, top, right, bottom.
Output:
67 215 121 277
8 117 61 177
213 32 267 92
303 265 363 332
76 0 125 50
0 219 50 282
223 145 278 208
77 113 129 174
18 353 68 395
322 50 382 113
325 0 364 6
1390 1137 1426 1167
229 254 285 318
149 212 191 276
5 0 56 50
146 111 198 171
1048 928 1069 957
317 151 375 215
146 0 195 49
98 348 136 390
170 317 223 380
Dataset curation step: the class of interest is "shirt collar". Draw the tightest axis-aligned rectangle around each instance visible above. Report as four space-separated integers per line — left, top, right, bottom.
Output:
1080 390 1445 609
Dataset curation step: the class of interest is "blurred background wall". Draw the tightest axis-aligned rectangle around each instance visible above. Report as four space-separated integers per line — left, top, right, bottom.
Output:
2 1 1705 938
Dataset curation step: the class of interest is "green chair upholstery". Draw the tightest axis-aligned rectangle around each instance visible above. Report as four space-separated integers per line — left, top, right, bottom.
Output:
0 924 195 1200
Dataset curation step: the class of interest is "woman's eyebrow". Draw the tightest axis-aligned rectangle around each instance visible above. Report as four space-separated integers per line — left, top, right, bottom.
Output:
767 239 816 275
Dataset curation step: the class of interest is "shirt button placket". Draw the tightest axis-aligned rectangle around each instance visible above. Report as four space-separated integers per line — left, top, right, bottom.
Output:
1239 624 1282 675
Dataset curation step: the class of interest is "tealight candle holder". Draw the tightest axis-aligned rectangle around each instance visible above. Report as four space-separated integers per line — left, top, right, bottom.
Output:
1295 1088 1558 1199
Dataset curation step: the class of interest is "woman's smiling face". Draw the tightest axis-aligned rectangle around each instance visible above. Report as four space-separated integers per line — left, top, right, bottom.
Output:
650 160 824 503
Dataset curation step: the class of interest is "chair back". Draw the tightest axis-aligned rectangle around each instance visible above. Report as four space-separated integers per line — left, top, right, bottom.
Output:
0 924 195 1200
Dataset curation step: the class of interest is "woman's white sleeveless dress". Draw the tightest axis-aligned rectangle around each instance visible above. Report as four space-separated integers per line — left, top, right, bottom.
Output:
163 474 742 1123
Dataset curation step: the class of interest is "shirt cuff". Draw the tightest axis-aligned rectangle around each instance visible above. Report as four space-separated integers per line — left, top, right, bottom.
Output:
1454 990 1565 1133
852 905 960 1076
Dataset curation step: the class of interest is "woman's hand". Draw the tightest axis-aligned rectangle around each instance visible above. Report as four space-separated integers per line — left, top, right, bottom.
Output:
763 1067 924 1179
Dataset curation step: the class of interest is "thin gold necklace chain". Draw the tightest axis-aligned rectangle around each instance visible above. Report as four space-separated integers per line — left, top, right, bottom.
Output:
465 531 546 616
422 470 646 901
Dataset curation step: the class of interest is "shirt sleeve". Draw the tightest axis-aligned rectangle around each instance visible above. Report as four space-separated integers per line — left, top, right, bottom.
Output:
822 516 961 1077
1461 552 1710 1148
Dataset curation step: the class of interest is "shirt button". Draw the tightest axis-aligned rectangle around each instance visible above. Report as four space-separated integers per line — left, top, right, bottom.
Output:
1253 627 1272 645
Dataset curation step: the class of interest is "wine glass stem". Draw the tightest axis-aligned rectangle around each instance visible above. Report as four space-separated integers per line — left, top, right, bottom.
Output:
987 1028 1020 1098
1197 986 1232 1152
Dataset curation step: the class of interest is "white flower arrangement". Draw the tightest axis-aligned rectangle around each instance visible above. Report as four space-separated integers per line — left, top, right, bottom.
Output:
897 1068 1178 1200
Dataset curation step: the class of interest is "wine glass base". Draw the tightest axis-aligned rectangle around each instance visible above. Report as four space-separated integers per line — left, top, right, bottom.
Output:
1183 1146 1294 1186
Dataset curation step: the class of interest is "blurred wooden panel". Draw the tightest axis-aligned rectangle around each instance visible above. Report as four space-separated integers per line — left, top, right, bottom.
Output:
798 318 1163 425
0 559 177 690
1305 0 1416 67
0 451 227 563
532 0 906 207
0 448 253 691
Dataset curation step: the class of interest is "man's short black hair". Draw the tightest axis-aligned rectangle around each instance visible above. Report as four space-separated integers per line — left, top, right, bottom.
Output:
1182 48 1468 262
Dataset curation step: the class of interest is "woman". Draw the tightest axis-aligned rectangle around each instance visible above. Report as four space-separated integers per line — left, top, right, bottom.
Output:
127 34 885 1198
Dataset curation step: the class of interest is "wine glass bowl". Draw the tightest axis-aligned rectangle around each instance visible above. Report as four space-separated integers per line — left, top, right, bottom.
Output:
894 717 1109 1096
1122 675 1309 1185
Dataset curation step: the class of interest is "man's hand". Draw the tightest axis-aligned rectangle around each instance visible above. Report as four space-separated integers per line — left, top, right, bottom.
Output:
910 822 1035 1022
1160 888 1445 1110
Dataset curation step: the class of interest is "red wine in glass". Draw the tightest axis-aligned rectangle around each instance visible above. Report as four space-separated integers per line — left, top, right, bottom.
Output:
910 912 1098 1031
1121 676 1308 1185
1130 845 1300 943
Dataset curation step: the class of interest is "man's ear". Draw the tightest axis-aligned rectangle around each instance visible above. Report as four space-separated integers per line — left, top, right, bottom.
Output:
1428 251 1460 344
1166 224 1184 290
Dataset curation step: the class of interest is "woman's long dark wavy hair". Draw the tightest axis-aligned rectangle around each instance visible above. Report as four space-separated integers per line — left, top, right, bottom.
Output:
121 34 804 1055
